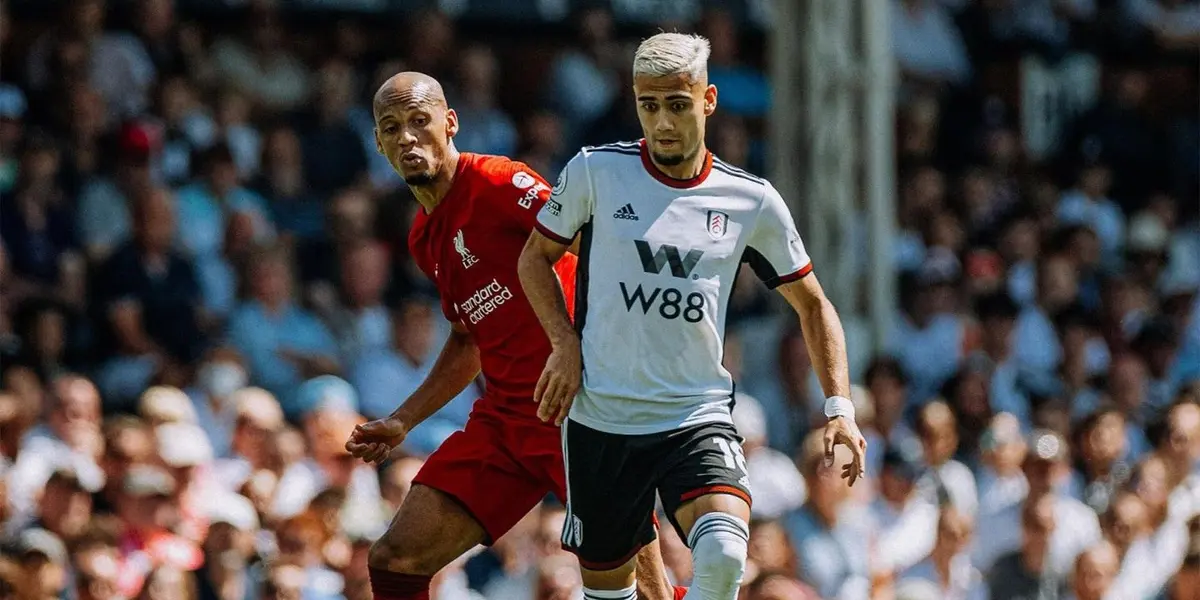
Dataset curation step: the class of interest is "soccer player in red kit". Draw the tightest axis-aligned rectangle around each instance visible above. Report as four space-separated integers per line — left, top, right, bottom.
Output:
344 72 681 600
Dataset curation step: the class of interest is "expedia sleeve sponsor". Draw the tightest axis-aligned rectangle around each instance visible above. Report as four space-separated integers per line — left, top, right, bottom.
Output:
459 279 515 324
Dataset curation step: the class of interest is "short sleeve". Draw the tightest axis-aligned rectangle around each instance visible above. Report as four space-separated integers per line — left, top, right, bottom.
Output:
535 152 594 245
743 183 812 289
494 161 553 234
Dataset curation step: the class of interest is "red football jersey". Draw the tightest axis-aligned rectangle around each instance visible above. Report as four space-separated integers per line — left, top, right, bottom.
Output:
409 153 577 422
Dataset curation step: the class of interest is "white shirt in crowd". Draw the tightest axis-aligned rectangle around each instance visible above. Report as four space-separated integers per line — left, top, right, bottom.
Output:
971 494 1102 577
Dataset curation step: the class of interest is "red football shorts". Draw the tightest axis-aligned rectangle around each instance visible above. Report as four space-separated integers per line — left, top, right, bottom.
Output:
412 408 565 544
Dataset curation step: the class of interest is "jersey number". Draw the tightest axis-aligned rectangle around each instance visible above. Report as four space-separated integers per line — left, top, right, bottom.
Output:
619 283 704 322
713 438 748 475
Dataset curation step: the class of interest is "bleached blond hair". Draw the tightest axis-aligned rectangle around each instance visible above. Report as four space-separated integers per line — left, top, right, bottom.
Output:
632 33 711 82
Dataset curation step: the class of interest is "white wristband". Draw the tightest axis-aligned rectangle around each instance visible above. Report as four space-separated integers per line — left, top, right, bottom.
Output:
824 396 855 421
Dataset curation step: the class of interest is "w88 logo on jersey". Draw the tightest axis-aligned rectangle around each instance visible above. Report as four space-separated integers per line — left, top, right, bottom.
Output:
619 282 705 322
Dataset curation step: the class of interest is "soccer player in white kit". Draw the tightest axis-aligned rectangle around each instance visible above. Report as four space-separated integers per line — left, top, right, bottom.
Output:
517 32 868 600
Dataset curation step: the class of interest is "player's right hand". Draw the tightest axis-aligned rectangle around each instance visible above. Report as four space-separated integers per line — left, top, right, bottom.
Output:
535 340 581 427
345 417 409 465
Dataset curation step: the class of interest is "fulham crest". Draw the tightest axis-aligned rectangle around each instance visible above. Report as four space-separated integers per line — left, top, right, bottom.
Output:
707 210 729 240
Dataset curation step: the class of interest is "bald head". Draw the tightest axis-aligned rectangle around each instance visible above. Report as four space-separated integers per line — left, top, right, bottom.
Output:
373 72 447 116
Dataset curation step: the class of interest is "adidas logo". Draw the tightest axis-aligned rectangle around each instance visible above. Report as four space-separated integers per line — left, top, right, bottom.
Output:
613 203 639 220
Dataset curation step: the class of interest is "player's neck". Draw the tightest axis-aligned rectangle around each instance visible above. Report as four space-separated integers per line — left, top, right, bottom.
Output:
411 150 462 214
651 144 709 180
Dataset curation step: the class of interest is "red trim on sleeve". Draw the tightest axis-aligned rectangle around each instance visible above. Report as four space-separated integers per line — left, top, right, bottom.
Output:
639 139 713 189
535 222 575 246
776 262 814 285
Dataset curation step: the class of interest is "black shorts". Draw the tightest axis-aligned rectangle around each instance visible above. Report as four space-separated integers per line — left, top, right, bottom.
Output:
560 419 753 570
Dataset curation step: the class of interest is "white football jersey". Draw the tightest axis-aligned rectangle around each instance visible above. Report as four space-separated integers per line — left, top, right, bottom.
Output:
535 140 812 435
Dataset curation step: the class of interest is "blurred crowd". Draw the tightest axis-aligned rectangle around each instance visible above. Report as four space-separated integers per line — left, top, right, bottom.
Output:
0 0 1198 600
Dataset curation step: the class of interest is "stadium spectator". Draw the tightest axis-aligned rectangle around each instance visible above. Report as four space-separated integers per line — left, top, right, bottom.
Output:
916 400 979 515
1070 541 1120 600
227 245 339 416
450 45 519 158
871 442 940 578
733 392 807 520
298 60 368 197
896 507 986 600
349 296 477 452
986 494 1070 599
94 187 205 406
210 8 310 114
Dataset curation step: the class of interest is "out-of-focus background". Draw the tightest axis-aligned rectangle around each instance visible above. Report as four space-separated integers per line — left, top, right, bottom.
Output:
0 0 1198 599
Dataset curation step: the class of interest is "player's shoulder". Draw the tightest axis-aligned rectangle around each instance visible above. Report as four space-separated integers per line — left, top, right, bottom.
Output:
709 155 770 190
573 140 643 168
467 153 549 188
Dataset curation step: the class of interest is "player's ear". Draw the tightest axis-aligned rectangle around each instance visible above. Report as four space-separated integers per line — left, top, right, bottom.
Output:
373 129 384 155
445 108 459 139
704 84 718 117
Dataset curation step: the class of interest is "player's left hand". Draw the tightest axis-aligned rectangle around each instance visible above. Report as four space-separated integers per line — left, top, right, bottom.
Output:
823 416 867 486
534 339 581 426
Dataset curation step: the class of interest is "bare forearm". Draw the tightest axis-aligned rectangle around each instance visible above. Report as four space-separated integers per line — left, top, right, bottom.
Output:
391 330 480 425
796 298 851 400
518 250 576 348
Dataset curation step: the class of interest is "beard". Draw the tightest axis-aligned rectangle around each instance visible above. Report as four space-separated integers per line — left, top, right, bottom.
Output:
402 170 437 186
651 144 699 168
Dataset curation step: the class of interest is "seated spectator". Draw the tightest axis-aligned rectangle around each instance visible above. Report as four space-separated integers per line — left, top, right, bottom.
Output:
5 466 97 545
785 431 872 600
6 374 105 517
76 123 156 262
112 466 203 598
94 416 155 516
297 60 368 196
321 241 392 365
25 0 156 121
227 245 339 416
1014 253 1078 386
897 507 986 600
210 9 310 113
732 392 806 520
1057 160 1125 269
1069 541 1121 600
350 296 478 452
154 422 217 543
1102 490 1183 598
0 136 81 294
863 358 919 472
174 143 274 264
297 189 377 304
916 401 979 515
255 125 324 242
212 387 285 492
1070 405 1133 512
986 494 1069 599
971 292 1031 427
186 347 250 458
973 429 1101 577
545 8 619 146
700 9 770 118
972 414 1031 521
446 45 517 158
272 401 381 526
890 0 972 89
871 442 940 577
889 252 972 405
8 528 71 600
197 492 263 600
215 90 262 181
94 187 206 407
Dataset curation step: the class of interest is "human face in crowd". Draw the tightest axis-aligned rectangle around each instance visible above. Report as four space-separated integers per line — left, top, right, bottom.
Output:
1073 543 1120 600
1080 411 1127 473
919 402 959 467
748 520 794 573
39 474 94 541
1103 492 1149 552
49 376 101 451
